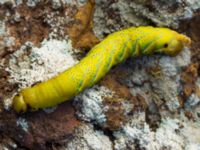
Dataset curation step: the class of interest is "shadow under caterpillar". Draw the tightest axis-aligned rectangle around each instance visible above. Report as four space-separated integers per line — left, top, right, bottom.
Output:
13 26 191 113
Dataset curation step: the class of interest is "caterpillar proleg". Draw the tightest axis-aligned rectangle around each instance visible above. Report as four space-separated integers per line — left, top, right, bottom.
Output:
13 26 191 113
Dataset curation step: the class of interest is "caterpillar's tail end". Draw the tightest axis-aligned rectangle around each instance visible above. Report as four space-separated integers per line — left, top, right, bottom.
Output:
13 94 27 113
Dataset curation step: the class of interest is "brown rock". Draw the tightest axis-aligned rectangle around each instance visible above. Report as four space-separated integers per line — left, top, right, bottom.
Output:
0 101 81 149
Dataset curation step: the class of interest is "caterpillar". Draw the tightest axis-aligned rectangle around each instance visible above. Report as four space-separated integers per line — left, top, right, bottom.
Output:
13 26 191 113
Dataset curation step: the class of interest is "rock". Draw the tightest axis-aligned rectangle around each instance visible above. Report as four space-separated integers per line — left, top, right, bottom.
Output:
0 0 200 149
74 86 112 124
65 124 113 150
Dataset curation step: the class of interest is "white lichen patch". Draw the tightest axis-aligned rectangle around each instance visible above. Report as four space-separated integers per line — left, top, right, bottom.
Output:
62 0 87 7
74 85 114 125
7 39 77 88
0 0 23 7
65 124 113 150
159 47 191 76
44 12 69 39
3 94 15 111
185 144 200 150
185 0 200 11
0 0 15 5
155 119 185 150
26 0 41 7
114 112 157 150
4 38 78 109
93 0 200 39
51 0 62 9
0 21 6 36
16 117 29 132
185 93 200 108
197 78 200 87
156 117 200 150
125 48 191 111
114 115 200 150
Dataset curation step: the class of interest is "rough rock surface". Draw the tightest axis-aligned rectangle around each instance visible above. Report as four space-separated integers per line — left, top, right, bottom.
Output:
114 114 200 150
0 0 200 150
93 0 200 39
65 124 113 150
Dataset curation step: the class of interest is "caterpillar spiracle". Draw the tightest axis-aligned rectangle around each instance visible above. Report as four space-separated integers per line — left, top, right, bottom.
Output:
13 26 191 113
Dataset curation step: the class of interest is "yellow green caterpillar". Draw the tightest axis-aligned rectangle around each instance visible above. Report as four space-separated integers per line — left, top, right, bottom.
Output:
13 26 191 113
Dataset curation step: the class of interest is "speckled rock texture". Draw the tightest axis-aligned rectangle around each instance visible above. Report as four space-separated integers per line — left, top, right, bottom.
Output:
0 0 200 149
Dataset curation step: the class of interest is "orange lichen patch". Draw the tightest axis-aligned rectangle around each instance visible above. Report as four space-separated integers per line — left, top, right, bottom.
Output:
101 75 132 100
135 93 148 110
103 100 126 130
146 66 163 78
101 70 148 130
184 111 195 121
66 0 99 50
179 62 200 107
190 42 200 75
178 95 185 108
181 63 198 81
195 87 200 97
181 63 198 97
183 84 194 97
101 74 132 130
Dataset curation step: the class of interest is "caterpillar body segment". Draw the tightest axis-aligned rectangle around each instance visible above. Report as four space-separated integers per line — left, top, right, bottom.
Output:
13 26 191 113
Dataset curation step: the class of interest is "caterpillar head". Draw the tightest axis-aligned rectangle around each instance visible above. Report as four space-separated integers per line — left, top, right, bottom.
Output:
155 29 191 56
13 94 27 113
